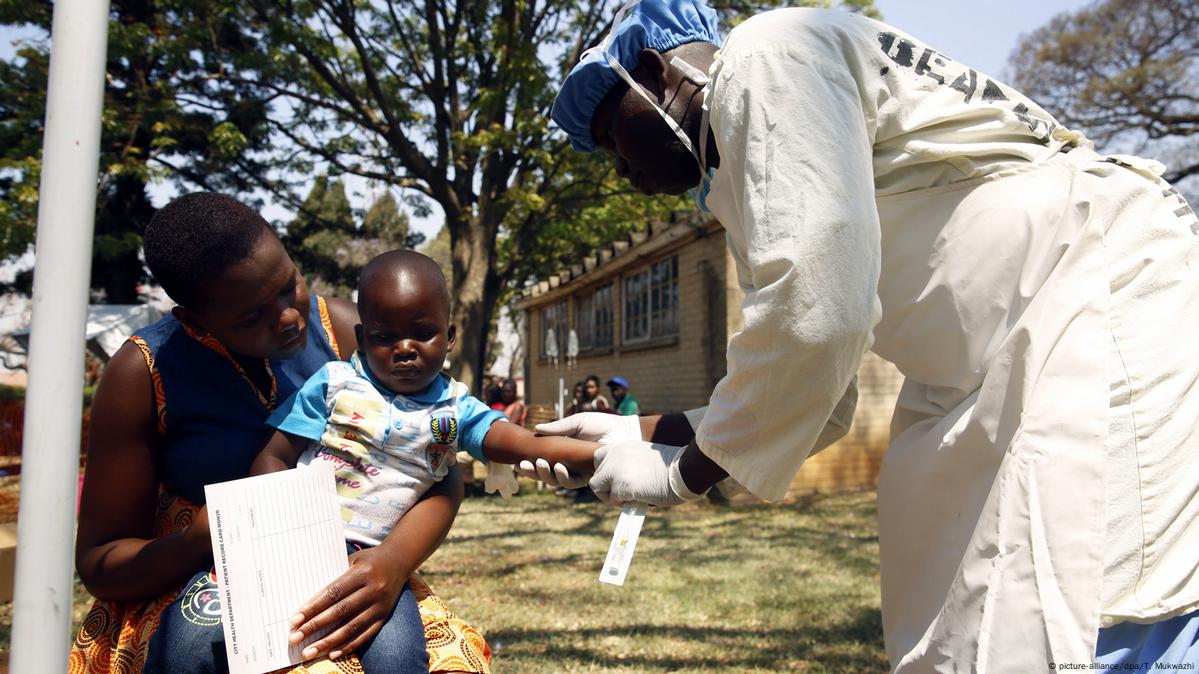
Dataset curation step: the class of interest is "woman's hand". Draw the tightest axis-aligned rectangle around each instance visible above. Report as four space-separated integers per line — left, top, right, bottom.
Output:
288 546 406 661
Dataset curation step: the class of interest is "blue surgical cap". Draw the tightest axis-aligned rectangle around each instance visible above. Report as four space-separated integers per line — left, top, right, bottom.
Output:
551 0 721 153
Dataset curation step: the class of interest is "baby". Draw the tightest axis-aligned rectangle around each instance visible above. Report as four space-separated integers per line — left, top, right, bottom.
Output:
251 250 597 662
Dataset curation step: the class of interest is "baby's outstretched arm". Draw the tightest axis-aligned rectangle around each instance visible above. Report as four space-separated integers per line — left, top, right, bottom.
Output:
481 421 599 475
250 430 309 476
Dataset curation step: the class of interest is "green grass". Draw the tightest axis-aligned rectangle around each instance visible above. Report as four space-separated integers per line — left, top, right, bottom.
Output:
422 488 885 673
0 488 886 673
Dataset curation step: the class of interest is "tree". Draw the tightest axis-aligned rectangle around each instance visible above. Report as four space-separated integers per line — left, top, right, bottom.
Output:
362 190 409 246
1009 0 1199 193
210 0 875 390
286 177 426 297
420 226 453 285
284 175 358 295
0 0 278 302
190 0 651 389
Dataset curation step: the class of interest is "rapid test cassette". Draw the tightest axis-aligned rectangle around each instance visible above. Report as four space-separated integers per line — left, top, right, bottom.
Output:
599 502 647 586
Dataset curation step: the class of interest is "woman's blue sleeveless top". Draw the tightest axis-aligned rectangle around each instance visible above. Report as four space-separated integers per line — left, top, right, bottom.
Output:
128 294 341 503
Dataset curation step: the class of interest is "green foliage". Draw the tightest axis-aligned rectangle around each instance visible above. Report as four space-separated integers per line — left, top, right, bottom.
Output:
420 226 453 285
291 175 355 235
0 36 48 263
1009 0 1199 188
0 156 39 260
0 0 279 300
361 191 409 245
186 0 623 384
208 122 251 158
284 175 359 294
285 176 424 296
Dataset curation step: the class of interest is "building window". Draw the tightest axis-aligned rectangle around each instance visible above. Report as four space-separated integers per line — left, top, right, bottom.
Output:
594 283 614 350
540 301 568 358
623 256 678 343
575 283 614 353
575 294 594 352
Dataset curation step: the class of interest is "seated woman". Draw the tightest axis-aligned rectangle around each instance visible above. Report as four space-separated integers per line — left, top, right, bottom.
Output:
579 375 610 413
500 379 527 427
70 193 490 674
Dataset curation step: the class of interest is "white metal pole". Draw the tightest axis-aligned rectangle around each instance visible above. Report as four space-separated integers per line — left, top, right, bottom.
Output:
11 0 110 670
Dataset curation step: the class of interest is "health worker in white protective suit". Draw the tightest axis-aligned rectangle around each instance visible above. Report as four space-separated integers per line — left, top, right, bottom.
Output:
524 0 1199 670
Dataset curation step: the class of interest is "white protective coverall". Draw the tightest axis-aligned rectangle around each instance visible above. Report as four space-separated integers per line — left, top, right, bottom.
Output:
691 8 1199 671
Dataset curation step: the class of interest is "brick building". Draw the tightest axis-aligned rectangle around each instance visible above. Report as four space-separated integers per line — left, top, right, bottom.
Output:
516 214 905 496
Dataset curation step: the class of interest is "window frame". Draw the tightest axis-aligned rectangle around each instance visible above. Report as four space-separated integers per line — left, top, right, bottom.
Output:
573 282 615 354
539 300 569 359
574 293 594 352
623 255 679 344
593 283 614 351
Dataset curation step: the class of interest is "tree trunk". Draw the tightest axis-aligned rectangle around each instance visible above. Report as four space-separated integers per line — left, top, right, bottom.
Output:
508 309 525 380
447 213 500 393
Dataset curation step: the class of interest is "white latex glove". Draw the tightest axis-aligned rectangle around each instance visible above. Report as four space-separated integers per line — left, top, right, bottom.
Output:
588 440 703 507
514 457 590 489
483 461 519 498
534 413 643 444
517 414 644 488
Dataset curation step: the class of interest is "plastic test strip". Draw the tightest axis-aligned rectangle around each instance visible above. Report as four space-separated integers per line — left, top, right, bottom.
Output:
599 502 647 586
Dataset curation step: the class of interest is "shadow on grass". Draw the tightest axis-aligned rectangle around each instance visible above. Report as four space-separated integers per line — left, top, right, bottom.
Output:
448 499 614 544
487 606 886 671
446 499 882 579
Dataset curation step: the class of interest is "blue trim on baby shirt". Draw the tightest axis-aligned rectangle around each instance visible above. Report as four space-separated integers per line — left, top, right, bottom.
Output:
266 365 333 441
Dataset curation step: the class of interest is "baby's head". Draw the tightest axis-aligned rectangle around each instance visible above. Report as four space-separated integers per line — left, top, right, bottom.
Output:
355 250 454 395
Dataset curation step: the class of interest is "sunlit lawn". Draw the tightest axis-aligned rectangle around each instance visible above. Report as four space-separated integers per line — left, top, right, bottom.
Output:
424 487 885 673
0 487 885 673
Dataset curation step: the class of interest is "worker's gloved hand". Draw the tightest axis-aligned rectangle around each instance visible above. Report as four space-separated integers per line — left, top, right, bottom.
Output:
519 414 643 488
535 413 642 444
514 457 590 489
588 440 703 507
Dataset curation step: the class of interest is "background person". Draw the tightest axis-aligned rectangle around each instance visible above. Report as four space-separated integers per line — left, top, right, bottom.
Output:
579 374 611 413
565 381 586 416
607 376 639 416
536 0 1199 670
500 378 528 427
483 382 505 411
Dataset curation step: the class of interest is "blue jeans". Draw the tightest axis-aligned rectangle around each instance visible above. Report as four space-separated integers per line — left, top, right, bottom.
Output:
1095 608 1199 667
145 545 428 673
